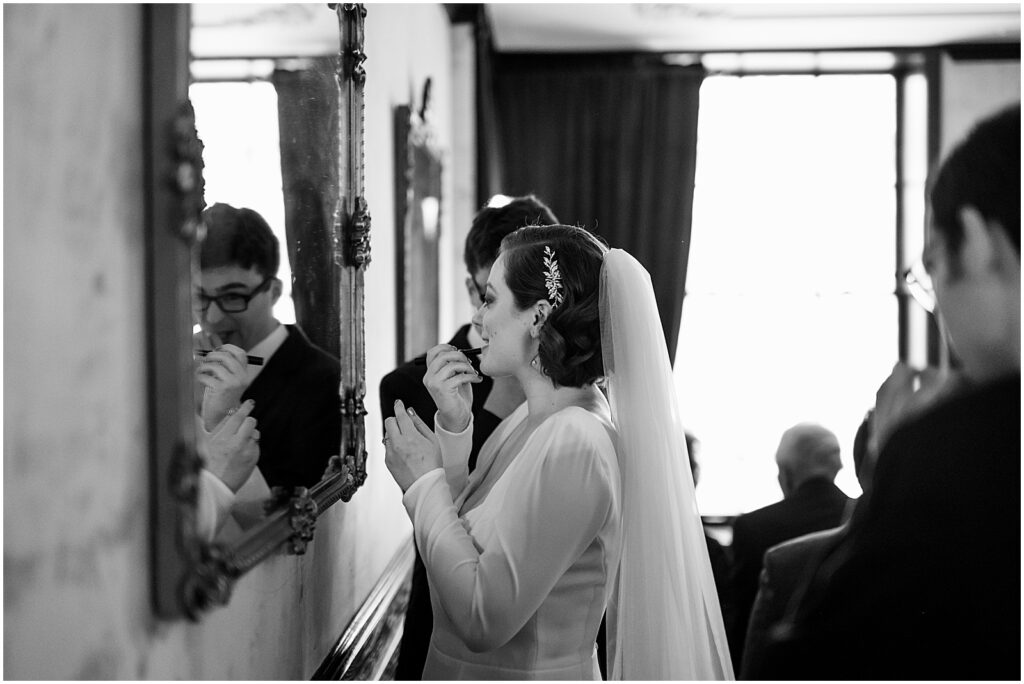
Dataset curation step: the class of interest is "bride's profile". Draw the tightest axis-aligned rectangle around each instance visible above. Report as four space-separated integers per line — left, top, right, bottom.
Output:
384 224 733 680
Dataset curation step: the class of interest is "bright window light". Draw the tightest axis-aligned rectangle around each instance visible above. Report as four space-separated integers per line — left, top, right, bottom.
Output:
190 80 295 325
676 74 898 516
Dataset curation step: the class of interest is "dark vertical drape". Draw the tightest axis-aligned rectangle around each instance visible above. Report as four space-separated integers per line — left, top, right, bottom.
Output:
488 54 703 363
474 7 505 206
272 58 340 358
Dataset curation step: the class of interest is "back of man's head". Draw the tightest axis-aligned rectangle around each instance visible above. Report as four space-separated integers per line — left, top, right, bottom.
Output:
200 202 280 278
775 423 842 496
929 104 1020 259
464 194 558 274
852 410 874 494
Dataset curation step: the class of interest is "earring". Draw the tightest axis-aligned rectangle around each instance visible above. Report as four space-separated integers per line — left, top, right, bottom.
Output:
531 355 539 369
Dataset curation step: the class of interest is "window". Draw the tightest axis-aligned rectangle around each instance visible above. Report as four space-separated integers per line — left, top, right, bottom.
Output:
675 74 898 516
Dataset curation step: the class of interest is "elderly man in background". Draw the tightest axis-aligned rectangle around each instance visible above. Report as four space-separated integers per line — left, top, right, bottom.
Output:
740 411 875 677
726 423 850 669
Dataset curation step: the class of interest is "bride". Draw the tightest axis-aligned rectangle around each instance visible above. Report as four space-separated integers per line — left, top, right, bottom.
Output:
384 225 733 680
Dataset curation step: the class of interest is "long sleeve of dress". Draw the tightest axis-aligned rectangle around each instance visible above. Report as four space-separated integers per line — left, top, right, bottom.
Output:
196 468 236 543
403 410 618 654
433 410 473 496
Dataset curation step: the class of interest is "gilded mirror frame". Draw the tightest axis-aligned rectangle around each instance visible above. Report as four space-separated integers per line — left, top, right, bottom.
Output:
147 3 369 620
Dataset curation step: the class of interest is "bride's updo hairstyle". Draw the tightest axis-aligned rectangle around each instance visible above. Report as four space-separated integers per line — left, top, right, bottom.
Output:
498 225 609 388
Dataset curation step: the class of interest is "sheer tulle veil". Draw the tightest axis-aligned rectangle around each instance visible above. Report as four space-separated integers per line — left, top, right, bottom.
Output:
600 248 734 680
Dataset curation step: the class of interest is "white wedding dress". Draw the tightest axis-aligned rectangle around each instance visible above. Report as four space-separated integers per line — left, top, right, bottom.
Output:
401 248 733 681
402 398 622 680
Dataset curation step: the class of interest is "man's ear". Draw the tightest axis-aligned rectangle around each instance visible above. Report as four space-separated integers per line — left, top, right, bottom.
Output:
270 277 283 304
464 276 477 302
529 300 553 338
961 205 1019 276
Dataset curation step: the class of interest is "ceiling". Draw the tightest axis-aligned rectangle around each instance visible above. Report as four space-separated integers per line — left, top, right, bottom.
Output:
487 3 1021 53
190 3 1021 59
191 4 338 58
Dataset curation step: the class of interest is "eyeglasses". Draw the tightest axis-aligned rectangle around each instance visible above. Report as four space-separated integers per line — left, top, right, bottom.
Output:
193 276 273 313
902 259 935 313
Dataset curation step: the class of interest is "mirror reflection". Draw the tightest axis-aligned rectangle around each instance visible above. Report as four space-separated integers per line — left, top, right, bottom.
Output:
188 5 343 542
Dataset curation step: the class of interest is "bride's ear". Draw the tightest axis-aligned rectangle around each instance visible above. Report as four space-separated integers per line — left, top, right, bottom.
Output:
529 300 553 338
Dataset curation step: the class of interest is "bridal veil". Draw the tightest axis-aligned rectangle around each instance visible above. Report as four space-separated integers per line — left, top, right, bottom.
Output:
600 248 734 680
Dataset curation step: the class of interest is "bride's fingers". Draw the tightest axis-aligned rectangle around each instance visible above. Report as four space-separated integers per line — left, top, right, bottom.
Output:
436 361 477 381
393 400 421 438
384 416 401 442
437 373 482 398
426 349 474 377
214 399 255 434
405 406 435 441
424 343 456 367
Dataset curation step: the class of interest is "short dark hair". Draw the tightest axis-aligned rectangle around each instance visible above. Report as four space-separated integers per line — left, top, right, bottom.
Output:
199 202 280 278
852 409 873 483
499 224 608 388
463 195 559 275
929 104 1020 259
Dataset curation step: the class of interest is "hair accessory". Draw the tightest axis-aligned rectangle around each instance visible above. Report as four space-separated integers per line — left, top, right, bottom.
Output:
542 246 564 309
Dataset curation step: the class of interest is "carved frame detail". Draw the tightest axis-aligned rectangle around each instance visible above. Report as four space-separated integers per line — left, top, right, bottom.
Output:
150 3 370 620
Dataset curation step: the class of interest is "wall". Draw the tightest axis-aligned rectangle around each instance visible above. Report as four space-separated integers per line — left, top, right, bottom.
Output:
940 53 1020 156
360 3 475 498
2 3 464 679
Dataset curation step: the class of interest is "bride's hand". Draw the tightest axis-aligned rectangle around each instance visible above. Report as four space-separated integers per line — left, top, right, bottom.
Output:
423 343 481 433
385 400 443 493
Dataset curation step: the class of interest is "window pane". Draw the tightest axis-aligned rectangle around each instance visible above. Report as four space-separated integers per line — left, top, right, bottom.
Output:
676 74 897 516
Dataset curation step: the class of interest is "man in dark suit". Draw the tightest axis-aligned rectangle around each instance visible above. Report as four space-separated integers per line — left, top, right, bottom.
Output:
726 423 850 669
759 105 1020 681
194 202 341 490
382 194 558 680
740 411 874 678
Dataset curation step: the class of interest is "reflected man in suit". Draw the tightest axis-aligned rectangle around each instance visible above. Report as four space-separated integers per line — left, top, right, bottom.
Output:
726 423 850 669
194 202 341 490
382 194 559 680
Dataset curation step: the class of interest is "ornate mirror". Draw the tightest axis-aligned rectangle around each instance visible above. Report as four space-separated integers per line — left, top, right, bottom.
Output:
147 3 369 620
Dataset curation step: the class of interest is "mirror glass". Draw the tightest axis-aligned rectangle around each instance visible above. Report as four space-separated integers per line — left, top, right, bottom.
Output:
188 4 343 544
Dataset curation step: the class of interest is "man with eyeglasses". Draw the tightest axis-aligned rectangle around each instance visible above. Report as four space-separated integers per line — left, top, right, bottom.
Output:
381 194 558 680
760 105 1020 679
194 202 341 494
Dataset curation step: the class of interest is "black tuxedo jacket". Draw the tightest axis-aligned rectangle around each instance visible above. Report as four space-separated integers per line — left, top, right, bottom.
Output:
760 375 1021 680
380 324 501 680
727 478 850 668
379 324 499 472
740 524 847 678
242 324 341 489
705 533 734 618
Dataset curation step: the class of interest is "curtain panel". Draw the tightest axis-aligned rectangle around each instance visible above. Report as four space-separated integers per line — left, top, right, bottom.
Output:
272 59 340 357
487 54 704 363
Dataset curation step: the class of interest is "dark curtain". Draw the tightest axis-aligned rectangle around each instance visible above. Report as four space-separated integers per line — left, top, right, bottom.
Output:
271 58 340 358
486 54 703 363
474 7 505 206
